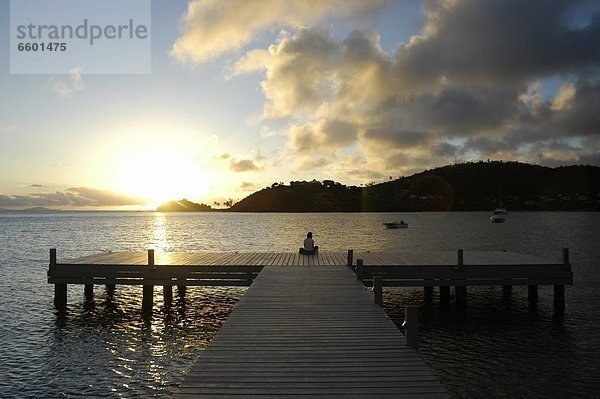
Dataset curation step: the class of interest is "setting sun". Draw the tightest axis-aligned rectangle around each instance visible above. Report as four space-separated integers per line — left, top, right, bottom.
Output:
116 146 212 205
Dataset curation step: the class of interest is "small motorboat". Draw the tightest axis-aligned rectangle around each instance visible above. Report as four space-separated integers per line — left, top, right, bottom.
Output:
490 214 506 223
383 221 408 229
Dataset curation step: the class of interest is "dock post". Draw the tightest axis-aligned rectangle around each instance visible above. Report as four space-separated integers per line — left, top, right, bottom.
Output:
178 281 187 297
50 248 57 270
563 247 570 267
403 305 419 350
373 276 383 306
142 286 154 314
148 249 155 268
455 249 463 270
455 285 467 309
502 284 512 297
347 250 354 268
163 285 173 305
50 249 67 309
424 283 434 298
84 284 94 301
439 285 450 305
106 284 115 298
143 249 155 314
528 285 538 302
356 259 364 280
554 285 565 309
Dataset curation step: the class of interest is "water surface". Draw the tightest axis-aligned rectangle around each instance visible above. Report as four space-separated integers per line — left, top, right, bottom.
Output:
0 211 598 398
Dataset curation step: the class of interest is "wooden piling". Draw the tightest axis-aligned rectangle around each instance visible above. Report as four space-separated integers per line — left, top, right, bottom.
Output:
148 249 155 267
142 249 155 313
50 249 67 309
502 285 512 297
163 285 173 304
373 276 382 306
563 247 570 267
105 284 115 297
142 286 153 313
554 285 565 309
404 305 419 350
456 248 463 269
439 286 450 305
347 249 353 267
84 284 94 301
54 284 67 309
455 285 467 308
355 259 363 280
528 285 538 301
424 284 434 297
49 248 56 270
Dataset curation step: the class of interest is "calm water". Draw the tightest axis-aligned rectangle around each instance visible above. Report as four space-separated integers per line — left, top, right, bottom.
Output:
0 211 599 398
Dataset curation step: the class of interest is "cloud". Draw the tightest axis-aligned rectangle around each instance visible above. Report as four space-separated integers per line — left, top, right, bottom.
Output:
228 0 600 178
46 67 84 98
239 181 263 192
0 187 146 207
230 158 261 172
30 184 45 188
395 0 600 86
170 0 390 63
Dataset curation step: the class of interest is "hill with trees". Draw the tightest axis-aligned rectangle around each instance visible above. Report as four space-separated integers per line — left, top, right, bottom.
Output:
228 161 600 212
156 199 214 212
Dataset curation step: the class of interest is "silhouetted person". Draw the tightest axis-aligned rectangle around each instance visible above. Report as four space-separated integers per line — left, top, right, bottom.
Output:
299 232 318 254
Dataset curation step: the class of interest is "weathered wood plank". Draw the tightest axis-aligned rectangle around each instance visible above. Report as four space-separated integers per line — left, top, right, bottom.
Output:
173 267 449 398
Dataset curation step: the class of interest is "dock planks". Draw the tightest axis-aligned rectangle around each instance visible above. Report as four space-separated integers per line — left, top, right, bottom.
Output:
59 250 562 268
173 266 449 398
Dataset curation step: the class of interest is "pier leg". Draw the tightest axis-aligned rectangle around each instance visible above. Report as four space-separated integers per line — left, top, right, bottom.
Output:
177 282 187 297
528 285 538 302
439 286 450 306
163 285 173 305
84 284 94 301
54 284 67 309
455 285 467 309
455 249 463 270
404 305 419 350
355 259 364 280
105 284 115 297
373 276 383 306
347 250 354 268
142 285 154 314
554 285 565 309
502 285 512 300
424 283 434 299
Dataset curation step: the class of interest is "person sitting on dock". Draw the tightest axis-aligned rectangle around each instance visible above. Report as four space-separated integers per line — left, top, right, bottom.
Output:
299 232 318 255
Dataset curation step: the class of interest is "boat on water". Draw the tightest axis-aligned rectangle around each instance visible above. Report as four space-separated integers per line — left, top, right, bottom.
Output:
491 178 507 223
383 221 408 229
490 214 506 223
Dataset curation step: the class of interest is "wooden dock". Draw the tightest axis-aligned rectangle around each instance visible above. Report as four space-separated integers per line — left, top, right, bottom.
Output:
48 248 573 310
47 248 573 397
173 266 449 398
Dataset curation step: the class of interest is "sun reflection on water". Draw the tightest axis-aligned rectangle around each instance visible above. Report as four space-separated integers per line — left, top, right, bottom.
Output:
151 213 169 253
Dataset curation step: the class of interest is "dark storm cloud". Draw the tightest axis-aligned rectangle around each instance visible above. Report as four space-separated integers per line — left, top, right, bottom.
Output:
397 0 600 84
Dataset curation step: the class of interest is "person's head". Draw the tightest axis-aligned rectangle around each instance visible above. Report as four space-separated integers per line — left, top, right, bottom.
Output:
307 232 312 238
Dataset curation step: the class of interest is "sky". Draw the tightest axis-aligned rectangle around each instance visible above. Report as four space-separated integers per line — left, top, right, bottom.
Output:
1 0 599 209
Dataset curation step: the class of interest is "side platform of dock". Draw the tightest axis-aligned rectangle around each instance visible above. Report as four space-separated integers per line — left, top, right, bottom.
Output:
47 248 573 311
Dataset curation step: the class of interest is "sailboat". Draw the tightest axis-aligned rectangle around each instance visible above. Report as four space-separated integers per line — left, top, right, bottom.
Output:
490 178 507 223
